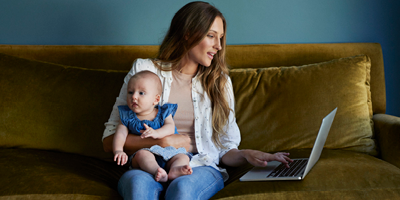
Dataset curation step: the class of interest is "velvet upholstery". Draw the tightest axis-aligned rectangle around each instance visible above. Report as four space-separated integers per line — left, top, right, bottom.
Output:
0 148 125 199
230 55 375 155
0 43 399 200
212 149 400 200
373 114 400 168
0 53 127 161
0 43 386 114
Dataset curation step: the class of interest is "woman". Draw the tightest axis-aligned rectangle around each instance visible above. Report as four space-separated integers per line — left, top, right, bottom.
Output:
102 1 292 199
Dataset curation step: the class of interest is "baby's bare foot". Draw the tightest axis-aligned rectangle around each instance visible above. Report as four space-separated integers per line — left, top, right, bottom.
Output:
168 165 193 180
155 168 168 182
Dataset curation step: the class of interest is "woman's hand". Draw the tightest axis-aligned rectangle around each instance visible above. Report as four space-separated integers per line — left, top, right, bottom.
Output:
221 149 293 168
244 150 293 168
270 152 293 168
158 134 192 152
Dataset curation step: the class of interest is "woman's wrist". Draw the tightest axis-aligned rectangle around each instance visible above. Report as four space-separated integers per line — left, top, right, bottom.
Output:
239 149 251 163
221 149 249 167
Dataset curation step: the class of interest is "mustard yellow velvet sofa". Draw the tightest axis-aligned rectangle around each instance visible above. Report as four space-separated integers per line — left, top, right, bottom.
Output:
1 43 400 200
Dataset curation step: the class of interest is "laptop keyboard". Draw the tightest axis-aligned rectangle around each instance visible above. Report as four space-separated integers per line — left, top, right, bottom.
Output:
267 159 308 178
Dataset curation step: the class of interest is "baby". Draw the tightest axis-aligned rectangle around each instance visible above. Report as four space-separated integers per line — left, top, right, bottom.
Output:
113 70 192 182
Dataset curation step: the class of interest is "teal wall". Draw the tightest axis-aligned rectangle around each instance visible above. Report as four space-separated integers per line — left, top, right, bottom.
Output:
1 0 399 116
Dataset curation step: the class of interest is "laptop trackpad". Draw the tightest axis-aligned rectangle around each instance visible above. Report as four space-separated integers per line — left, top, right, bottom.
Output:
239 161 281 181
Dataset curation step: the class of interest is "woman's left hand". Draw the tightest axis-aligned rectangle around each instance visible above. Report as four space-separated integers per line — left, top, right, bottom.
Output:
270 152 293 168
242 150 293 168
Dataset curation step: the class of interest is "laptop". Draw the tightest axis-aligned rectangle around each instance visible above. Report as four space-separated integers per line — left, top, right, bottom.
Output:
240 107 337 181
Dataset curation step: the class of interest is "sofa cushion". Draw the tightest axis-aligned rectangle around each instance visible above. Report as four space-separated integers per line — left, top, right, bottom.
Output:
0 148 125 199
213 149 400 199
0 53 128 161
230 55 375 155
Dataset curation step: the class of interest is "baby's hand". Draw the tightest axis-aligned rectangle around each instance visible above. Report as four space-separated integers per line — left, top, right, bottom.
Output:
271 152 293 168
140 123 161 139
114 150 128 166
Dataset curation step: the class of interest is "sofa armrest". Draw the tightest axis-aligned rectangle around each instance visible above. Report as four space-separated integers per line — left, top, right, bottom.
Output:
373 114 400 168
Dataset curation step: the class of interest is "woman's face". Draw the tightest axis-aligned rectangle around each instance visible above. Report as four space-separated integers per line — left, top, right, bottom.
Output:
187 16 224 68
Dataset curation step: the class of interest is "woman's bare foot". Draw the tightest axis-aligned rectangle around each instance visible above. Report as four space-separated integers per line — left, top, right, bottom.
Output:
168 165 193 180
155 168 168 182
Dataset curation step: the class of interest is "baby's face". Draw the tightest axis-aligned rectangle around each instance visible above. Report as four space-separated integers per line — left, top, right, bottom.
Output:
126 77 160 116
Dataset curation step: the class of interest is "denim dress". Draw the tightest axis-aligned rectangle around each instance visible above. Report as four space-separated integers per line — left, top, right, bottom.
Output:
118 103 191 166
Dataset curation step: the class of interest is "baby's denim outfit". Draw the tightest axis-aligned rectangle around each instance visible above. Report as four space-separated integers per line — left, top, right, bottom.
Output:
118 103 191 168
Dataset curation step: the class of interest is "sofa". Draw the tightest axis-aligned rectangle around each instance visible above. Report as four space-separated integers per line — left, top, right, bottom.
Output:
1 43 399 200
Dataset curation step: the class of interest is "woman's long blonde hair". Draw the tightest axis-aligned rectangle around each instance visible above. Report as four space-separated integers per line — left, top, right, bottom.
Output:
154 1 230 149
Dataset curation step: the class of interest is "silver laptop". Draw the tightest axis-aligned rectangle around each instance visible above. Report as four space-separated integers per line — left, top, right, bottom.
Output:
240 107 337 181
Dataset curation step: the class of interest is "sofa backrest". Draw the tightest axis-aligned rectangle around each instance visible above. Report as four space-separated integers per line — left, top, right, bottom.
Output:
0 43 385 114
0 43 385 160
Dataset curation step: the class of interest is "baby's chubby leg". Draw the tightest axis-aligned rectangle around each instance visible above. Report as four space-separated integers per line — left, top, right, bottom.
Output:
132 150 168 182
167 153 192 181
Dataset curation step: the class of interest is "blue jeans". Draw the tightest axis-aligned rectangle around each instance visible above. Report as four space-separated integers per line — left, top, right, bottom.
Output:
118 166 224 200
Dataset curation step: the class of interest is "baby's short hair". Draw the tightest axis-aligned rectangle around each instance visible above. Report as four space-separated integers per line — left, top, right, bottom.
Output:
130 71 162 94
